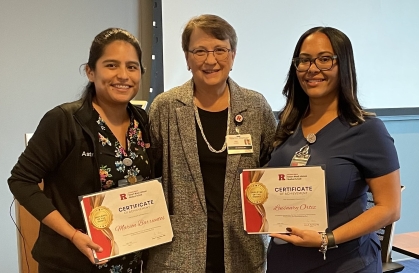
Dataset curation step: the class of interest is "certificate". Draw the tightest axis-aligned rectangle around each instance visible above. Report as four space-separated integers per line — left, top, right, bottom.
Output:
79 179 173 262
240 166 328 234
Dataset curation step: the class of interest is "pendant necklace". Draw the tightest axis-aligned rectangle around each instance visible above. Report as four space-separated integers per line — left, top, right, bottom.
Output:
194 89 230 153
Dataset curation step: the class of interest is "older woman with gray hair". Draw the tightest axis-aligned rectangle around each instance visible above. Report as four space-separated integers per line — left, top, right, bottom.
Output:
146 14 276 273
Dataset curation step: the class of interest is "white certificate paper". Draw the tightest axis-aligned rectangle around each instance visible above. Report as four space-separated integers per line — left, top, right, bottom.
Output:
79 179 173 262
240 166 328 234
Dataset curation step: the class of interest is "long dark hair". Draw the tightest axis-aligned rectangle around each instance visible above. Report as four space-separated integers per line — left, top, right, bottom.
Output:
81 28 145 99
274 26 374 147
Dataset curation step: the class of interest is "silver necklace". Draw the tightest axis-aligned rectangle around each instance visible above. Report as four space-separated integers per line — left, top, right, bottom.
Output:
194 92 230 153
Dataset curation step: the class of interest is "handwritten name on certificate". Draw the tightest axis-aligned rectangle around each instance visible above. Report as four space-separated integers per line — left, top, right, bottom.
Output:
79 179 173 262
240 166 328 234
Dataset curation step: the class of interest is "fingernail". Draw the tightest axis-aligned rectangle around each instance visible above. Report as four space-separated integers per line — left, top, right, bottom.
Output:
286 227 292 232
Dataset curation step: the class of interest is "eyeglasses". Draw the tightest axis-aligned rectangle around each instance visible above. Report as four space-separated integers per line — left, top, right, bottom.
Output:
292 55 338 72
188 47 231 62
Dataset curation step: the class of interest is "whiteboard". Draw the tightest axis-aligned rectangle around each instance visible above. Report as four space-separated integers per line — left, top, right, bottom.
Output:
162 0 419 110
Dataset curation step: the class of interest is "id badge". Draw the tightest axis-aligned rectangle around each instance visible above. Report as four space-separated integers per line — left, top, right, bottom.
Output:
290 144 310 166
226 134 253 154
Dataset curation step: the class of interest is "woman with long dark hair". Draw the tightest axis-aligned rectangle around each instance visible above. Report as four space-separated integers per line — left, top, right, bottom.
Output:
267 27 401 273
9 28 151 273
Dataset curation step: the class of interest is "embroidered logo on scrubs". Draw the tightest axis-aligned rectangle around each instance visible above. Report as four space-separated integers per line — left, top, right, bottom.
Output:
81 151 94 157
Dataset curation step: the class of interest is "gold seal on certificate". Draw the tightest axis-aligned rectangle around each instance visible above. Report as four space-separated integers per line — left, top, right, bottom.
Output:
245 182 268 205
89 206 113 230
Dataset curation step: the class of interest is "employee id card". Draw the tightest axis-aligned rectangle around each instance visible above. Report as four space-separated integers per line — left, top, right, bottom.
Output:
226 134 253 154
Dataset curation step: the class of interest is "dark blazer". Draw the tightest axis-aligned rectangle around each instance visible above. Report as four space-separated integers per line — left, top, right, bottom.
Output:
8 94 151 273
147 78 277 273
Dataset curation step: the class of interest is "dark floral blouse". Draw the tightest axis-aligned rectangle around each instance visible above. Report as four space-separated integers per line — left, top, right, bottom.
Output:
92 108 150 273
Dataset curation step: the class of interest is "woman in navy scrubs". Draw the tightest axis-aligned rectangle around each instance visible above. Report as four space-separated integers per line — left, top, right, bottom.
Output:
267 27 401 273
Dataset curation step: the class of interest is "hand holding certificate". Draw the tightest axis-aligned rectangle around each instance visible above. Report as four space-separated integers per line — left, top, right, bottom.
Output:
79 179 173 263
240 166 328 234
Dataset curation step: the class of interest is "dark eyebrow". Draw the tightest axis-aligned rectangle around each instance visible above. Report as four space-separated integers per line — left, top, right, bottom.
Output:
102 59 140 66
126 61 140 66
298 51 335 57
102 59 120 64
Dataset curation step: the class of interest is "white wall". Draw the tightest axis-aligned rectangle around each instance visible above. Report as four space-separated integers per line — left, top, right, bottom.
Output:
162 0 419 110
0 0 140 270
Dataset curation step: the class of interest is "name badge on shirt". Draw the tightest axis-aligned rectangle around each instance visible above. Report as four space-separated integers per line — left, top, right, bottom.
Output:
226 134 253 154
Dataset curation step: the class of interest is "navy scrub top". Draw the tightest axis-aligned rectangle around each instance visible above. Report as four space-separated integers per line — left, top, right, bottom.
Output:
267 116 399 273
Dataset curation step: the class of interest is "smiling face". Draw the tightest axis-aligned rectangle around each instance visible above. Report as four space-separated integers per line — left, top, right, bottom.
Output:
296 32 339 102
185 27 235 91
86 40 141 106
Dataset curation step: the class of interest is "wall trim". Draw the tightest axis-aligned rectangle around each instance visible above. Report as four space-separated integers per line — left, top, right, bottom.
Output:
273 108 419 121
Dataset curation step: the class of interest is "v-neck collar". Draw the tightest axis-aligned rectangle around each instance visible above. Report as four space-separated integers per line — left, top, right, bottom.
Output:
299 116 340 140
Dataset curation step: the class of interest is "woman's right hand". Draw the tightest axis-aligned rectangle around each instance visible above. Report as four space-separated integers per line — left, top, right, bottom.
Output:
71 230 109 264
41 210 110 264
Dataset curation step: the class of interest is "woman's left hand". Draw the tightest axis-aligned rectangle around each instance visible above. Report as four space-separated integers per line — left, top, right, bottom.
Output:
270 227 322 248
